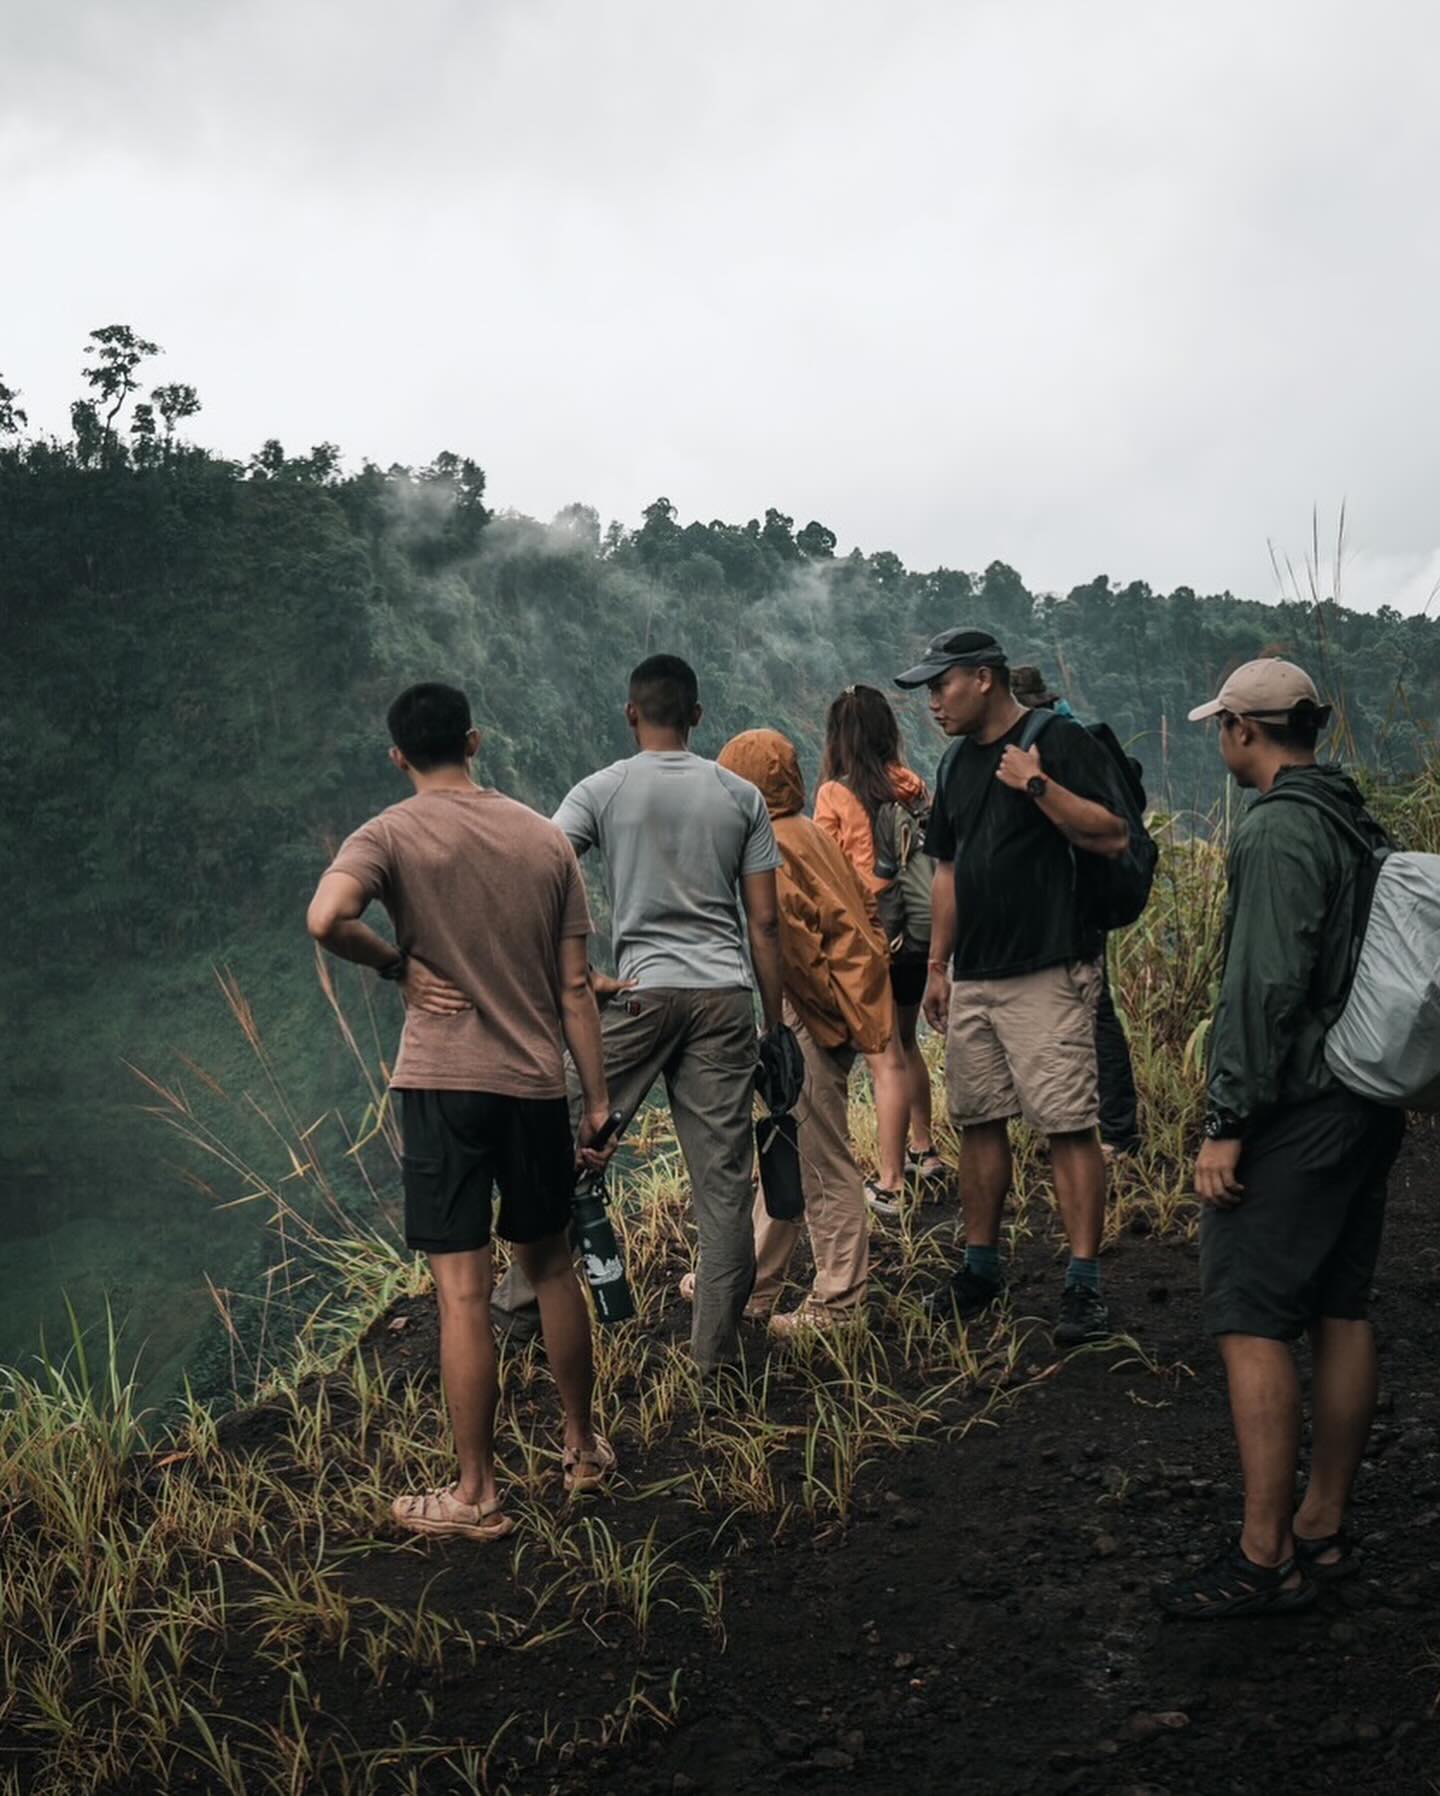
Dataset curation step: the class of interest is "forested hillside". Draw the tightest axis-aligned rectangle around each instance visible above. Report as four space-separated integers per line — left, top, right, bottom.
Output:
2 326 1437 1393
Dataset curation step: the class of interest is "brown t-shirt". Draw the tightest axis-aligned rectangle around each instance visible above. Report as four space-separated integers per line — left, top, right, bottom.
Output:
326 787 592 1097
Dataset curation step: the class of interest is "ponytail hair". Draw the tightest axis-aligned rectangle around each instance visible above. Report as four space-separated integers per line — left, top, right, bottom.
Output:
821 684 905 818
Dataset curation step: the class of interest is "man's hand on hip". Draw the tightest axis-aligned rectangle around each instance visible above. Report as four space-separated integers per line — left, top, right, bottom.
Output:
399 959 472 1016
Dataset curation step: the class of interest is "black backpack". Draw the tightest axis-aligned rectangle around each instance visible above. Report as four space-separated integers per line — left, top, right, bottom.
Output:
1018 710 1158 932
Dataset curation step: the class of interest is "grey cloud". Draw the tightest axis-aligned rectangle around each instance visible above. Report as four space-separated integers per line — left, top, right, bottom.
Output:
2 0 1437 608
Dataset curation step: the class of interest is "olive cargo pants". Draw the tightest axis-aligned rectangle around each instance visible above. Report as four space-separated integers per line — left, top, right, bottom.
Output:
490 985 758 1368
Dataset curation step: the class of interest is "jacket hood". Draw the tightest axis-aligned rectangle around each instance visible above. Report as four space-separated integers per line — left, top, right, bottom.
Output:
1272 762 1367 814
718 729 806 818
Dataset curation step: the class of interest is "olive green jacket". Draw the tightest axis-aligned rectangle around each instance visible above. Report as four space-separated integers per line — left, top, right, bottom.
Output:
1207 764 1388 1129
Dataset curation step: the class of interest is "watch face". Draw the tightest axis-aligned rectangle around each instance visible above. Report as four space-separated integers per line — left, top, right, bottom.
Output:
1027 775 1047 798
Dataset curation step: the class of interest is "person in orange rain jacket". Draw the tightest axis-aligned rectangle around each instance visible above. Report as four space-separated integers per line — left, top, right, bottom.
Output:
814 685 945 1216
716 729 895 1337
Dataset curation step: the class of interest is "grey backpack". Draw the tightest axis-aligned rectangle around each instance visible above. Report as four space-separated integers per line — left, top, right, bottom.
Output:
872 793 934 957
1259 788 1440 1110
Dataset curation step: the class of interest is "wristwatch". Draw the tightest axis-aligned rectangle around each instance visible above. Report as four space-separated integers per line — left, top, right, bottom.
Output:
1203 1111 1245 1141
1026 774 1049 801
378 951 409 982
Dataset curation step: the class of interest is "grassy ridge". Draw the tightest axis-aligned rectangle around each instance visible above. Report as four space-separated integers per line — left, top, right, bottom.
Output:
1 769 1434 1794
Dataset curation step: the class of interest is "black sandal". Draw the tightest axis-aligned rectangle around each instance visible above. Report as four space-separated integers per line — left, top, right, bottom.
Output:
1294 1527 1357 1581
1153 1543 1317 1620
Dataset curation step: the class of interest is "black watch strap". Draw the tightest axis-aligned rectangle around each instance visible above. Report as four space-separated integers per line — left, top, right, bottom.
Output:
378 951 409 982
1204 1110 1245 1141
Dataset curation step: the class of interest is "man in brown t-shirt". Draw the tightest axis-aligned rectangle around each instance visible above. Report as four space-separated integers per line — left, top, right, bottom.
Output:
307 682 617 1540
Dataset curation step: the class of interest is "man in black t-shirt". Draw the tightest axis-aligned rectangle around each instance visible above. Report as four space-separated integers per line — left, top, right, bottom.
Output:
895 629 1131 1344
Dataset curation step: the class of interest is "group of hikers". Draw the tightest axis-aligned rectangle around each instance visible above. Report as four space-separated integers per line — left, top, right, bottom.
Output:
307 627 1406 1620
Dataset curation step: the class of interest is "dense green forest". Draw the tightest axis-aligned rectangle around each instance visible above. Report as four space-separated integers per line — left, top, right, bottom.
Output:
2 325 1436 1396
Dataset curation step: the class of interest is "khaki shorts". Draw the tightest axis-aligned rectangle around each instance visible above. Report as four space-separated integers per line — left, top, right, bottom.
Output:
945 960 1102 1136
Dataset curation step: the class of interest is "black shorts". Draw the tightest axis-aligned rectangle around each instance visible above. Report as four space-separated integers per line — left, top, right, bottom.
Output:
1199 1089 1405 1340
398 1088 575 1255
890 952 930 1009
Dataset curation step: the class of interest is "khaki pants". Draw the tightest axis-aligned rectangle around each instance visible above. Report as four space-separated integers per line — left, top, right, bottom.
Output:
753 1020 868 1313
491 986 757 1368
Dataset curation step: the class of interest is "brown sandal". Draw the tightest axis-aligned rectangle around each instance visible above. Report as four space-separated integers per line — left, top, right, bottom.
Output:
390 1484 514 1541
563 1434 617 1495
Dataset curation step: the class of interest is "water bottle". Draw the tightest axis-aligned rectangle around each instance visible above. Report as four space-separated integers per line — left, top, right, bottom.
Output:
573 1110 635 1325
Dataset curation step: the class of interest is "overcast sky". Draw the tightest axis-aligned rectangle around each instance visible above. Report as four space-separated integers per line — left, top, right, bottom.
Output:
4 0 1437 611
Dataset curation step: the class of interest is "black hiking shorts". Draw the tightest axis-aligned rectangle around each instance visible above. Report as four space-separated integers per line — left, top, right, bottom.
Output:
398 1088 574 1255
1199 1089 1405 1340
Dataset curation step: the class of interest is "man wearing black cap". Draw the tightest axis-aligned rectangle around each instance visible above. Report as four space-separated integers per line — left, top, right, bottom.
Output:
897 629 1130 1344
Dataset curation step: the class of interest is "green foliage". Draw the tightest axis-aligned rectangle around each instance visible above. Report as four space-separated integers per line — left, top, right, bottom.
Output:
3 321 1439 1391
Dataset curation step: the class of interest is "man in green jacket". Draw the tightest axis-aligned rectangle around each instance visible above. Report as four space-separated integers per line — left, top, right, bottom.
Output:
1155 658 1404 1620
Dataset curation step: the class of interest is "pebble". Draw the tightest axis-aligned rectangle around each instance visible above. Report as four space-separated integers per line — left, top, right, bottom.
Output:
1094 1533 1122 1558
804 1748 853 1772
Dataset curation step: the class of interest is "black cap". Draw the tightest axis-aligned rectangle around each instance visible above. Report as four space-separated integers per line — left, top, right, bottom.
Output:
894 629 1007 690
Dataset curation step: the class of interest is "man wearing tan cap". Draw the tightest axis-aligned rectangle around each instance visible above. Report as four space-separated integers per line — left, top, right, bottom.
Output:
1154 657 1404 1619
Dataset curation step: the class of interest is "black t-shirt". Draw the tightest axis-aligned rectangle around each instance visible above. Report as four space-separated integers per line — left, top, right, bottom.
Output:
923 713 1125 980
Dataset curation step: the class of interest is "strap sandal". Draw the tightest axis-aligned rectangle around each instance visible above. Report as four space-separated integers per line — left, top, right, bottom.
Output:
1152 1542 1316 1620
865 1178 906 1217
905 1147 948 1186
390 1484 514 1542
563 1433 617 1495
1294 1527 1358 1580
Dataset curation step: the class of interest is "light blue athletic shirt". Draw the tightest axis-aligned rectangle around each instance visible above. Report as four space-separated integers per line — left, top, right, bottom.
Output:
552 751 781 989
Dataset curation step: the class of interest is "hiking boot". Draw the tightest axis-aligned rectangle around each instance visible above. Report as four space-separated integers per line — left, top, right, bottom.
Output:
865 1177 908 1218
1054 1283 1113 1346
922 1265 1004 1323
768 1300 850 1341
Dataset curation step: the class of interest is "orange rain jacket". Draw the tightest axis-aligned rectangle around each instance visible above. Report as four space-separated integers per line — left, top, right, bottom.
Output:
718 730 894 1055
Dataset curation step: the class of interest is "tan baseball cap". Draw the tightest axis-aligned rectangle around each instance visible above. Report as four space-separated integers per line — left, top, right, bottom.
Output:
1187 656 1327 723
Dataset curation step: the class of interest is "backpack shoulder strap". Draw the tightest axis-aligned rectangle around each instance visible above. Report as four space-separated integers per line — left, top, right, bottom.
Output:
1253 787 1390 863
1020 708 1060 752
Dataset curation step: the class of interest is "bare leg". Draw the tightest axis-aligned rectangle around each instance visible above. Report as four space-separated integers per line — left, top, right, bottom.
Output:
1218 1332 1301 1566
896 1002 934 1154
1293 1316 1377 1553
513 1230 598 1458
1049 1128 1106 1259
958 1119 1011 1247
427 1248 500 1508
866 1034 911 1191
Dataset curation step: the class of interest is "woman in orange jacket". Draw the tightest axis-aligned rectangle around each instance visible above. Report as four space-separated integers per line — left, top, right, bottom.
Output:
814 685 945 1214
715 729 894 1332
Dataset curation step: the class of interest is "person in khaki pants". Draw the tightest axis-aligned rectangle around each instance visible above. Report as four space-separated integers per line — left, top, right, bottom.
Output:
716 731 895 1337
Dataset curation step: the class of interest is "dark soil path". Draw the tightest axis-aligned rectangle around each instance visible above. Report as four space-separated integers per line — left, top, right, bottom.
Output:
193 1133 1440 1796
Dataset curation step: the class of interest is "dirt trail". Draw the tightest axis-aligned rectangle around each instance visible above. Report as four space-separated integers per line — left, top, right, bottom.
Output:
188 1135 1440 1796
620 1133 1440 1796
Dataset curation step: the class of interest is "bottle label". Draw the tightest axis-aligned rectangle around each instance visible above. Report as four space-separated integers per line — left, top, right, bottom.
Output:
584 1252 625 1286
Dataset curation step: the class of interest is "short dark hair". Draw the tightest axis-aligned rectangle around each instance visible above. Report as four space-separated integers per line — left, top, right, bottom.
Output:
1254 702 1325 753
387 682 473 770
629 654 699 729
